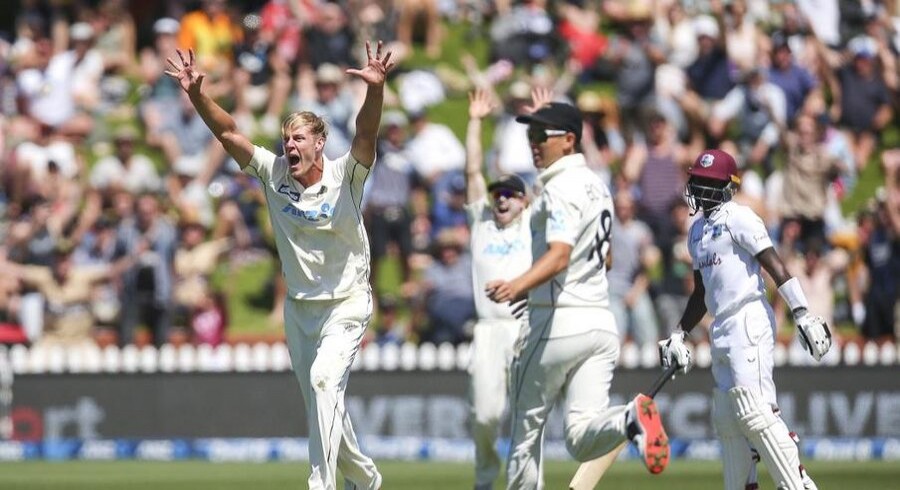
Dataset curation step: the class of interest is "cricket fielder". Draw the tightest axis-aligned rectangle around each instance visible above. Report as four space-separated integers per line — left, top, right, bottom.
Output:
487 102 670 490
464 89 533 490
658 149 830 490
166 42 394 490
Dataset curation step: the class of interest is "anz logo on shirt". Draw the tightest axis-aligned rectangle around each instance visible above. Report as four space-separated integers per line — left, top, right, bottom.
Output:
482 240 526 256
281 202 334 222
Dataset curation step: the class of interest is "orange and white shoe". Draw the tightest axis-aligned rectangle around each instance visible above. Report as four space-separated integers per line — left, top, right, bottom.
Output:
625 394 670 474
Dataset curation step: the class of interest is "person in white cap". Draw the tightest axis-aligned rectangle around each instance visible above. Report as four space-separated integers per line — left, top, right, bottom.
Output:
486 101 671 489
165 41 394 490
658 148 830 490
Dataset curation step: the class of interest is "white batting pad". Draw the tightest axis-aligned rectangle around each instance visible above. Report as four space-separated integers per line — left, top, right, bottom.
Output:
730 386 805 490
712 390 754 490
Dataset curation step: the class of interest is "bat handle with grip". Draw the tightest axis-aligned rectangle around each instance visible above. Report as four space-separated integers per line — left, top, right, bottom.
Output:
647 363 679 399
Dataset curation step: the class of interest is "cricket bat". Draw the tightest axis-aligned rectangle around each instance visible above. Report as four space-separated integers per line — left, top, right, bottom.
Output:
568 363 679 490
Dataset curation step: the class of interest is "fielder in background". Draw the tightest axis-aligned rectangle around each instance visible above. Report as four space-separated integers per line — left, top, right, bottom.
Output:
658 149 832 490
166 42 394 490
464 88 537 490
486 102 670 490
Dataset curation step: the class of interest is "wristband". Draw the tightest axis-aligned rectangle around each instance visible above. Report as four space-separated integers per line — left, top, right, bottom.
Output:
777 277 809 314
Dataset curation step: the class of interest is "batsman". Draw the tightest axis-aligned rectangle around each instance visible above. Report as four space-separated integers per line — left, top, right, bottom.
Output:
659 149 831 490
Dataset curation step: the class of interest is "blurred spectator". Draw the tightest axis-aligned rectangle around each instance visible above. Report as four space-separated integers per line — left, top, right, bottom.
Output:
655 198 694 332
139 17 185 128
15 23 98 137
556 0 607 71
296 63 355 159
363 110 424 292
682 14 733 107
820 35 894 171
0 244 135 347
776 113 844 248
172 219 230 343
259 0 312 66
405 109 466 232
232 13 292 139
782 238 849 333
13 123 80 202
418 229 475 345
177 0 240 67
602 10 666 140
91 0 137 73
303 2 356 69
430 173 469 240
796 0 841 48
489 0 559 67
115 193 176 347
88 127 162 195
146 91 224 180
709 68 786 171
607 190 660 346
622 109 697 252
577 91 625 186
767 31 819 124
858 153 900 342
652 0 698 70
190 292 228 346
714 0 766 72
370 294 406 347
395 0 442 59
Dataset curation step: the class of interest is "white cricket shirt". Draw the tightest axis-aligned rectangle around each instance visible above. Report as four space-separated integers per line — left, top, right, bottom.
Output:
244 145 372 300
467 198 532 321
687 201 773 318
530 153 615 336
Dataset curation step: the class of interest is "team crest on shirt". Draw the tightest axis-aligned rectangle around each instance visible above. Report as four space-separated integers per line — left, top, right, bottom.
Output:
699 153 715 167
711 224 724 239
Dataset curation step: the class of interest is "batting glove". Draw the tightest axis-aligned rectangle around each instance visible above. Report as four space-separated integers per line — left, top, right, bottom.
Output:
658 331 692 374
795 310 832 362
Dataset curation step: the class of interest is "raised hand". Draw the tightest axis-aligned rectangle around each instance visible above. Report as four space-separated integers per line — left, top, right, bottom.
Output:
523 86 554 114
468 89 496 120
163 48 204 96
346 40 395 87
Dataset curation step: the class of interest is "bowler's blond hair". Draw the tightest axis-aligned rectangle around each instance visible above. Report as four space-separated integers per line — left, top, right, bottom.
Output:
281 111 328 140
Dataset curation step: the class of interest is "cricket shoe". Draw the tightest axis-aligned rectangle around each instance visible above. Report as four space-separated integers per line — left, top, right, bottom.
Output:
625 394 670 474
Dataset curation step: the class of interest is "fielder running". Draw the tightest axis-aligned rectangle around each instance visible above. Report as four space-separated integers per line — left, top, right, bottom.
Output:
486 102 670 490
464 89 534 490
166 42 394 490
658 149 831 490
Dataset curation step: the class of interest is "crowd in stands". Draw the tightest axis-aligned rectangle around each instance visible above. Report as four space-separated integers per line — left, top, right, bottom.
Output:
0 0 897 352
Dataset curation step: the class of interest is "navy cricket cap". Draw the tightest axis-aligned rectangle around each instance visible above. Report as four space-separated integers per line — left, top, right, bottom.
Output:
516 102 583 143
487 174 527 195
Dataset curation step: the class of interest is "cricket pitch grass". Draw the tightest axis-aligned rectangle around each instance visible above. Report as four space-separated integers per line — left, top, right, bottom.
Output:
0 460 896 489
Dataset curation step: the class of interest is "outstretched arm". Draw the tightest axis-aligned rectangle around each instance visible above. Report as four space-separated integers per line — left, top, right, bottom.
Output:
465 89 496 204
347 40 396 168
760 246 832 361
164 49 254 168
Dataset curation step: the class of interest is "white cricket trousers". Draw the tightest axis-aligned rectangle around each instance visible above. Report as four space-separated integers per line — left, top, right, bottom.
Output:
469 319 521 488
284 292 381 490
709 299 777 405
506 307 627 490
